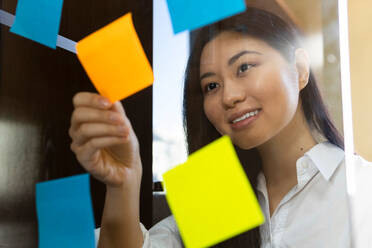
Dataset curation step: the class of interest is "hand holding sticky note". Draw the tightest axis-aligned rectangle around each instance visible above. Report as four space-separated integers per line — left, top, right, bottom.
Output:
10 0 64 48
76 13 154 103
166 0 246 33
36 174 95 248
163 136 265 248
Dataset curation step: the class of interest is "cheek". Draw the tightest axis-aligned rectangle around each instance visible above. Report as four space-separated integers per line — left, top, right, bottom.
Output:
279 68 300 111
203 98 224 133
203 99 217 124
271 71 299 120
257 66 299 122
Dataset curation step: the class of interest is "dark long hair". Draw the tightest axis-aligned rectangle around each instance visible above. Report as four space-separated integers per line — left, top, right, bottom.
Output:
183 7 344 247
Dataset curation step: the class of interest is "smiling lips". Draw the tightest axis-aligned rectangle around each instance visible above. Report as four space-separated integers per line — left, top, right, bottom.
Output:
232 110 259 123
229 109 261 130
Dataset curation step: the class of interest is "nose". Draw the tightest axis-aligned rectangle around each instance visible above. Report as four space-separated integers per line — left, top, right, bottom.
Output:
222 81 246 109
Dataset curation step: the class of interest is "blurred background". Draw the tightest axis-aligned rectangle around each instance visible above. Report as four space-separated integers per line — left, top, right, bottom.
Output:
349 1 372 161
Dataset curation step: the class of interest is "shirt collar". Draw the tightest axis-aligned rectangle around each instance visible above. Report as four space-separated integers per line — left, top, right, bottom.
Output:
257 142 345 194
304 141 345 181
257 172 266 196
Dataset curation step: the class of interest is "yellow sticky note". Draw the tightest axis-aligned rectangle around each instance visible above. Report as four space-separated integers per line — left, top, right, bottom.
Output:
163 136 265 248
76 13 154 102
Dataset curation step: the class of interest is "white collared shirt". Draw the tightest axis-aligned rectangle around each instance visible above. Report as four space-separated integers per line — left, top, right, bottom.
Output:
257 142 351 248
95 142 367 247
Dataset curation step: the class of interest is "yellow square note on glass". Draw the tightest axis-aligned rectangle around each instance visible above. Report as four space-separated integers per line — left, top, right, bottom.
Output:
76 13 153 103
163 136 265 248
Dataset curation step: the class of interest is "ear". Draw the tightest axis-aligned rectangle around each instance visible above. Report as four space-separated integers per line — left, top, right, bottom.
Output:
295 48 310 91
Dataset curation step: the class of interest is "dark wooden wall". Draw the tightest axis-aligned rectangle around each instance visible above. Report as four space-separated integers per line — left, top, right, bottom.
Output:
0 0 153 247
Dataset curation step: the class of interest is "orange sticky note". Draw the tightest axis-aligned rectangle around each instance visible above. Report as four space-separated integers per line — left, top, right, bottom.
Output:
163 136 265 248
76 13 154 102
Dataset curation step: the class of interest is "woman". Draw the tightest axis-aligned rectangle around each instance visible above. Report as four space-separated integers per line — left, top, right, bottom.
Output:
69 8 351 247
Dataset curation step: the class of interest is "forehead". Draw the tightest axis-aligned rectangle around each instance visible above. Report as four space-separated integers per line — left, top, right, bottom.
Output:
200 31 272 65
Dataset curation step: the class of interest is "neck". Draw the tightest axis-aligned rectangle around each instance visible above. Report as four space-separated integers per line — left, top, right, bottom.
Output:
257 105 317 188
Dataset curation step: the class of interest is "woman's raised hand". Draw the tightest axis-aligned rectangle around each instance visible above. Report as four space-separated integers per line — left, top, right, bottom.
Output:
69 92 142 188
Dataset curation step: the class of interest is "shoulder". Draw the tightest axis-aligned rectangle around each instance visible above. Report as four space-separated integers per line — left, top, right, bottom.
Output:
332 153 372 179
352 154 372 185
341 154 372 178
333 154 372 197
149 215 179 235
353 154 372 167
349 155 372 247
147 215 184 247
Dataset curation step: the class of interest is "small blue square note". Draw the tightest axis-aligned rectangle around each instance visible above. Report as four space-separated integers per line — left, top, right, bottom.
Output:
10 0 64 49
36 174 95 248
166 0 246 34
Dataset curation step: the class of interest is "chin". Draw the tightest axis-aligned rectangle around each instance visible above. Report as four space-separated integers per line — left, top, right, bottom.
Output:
231 137 261 150
231 133 270 150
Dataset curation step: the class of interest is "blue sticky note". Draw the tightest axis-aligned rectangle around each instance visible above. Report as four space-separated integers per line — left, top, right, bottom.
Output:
166 0 246 33
36 174 95 248
10 0 64 49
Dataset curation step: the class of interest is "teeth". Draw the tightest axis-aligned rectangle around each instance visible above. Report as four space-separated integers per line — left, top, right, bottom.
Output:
232 110 259 123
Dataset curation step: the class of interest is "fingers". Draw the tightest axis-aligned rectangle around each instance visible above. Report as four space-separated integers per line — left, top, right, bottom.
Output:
71 107 124 129
71 92 130 126
72 136 129 167
72 123 129 146
73 92 112 110
70 92 136 171
70 104 133 144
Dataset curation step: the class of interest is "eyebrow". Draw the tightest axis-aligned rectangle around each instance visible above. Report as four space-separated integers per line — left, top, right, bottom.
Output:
200 50 262 81
200 72 216 81
228 50 262 66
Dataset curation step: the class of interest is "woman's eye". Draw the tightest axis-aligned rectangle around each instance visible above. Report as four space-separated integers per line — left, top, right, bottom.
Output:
237 63 254 74
205 82 219 92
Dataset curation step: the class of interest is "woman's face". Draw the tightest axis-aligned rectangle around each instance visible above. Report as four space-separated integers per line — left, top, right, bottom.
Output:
200 31 304 149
